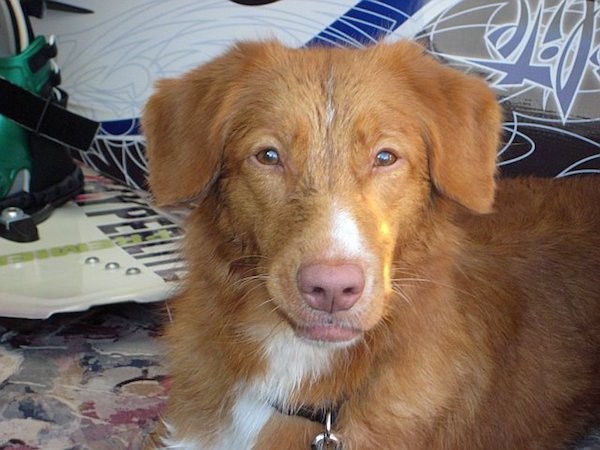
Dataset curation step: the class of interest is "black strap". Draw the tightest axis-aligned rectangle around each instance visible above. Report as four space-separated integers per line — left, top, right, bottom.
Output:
0 76 99 151
21 0 95 17
272 403 340 426
28 40 58 73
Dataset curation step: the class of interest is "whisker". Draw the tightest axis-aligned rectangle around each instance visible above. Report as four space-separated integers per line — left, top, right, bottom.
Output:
231 274 269 288
236 280 270 304
390 269 477 300
230 254 269 262
390 286 415 306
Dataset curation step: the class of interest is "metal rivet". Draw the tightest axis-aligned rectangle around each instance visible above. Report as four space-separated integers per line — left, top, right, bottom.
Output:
105 262 120 270
85 256 100 264
125 267 141 275
1 207 25 221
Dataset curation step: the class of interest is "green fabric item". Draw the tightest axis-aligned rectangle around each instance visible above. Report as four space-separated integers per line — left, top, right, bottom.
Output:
0 36 53 198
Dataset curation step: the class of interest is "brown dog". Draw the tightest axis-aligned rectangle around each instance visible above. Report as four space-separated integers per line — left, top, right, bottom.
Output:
142 40 600 449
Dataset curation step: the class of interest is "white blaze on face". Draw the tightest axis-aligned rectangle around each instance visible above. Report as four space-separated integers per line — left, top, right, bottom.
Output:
330 205 366 257
326 203 377 305
325 70 336 129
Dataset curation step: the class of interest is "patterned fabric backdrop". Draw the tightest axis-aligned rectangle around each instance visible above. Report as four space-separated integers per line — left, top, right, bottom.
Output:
32 0 599 189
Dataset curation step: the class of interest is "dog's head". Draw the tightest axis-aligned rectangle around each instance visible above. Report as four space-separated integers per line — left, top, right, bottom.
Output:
143 41 501 346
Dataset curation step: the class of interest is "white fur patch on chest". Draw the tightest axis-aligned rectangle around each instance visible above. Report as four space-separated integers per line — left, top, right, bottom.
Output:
159 395 273 450
226 327 333 449
163 327 334 449
217 390 274 450
256 326 334 408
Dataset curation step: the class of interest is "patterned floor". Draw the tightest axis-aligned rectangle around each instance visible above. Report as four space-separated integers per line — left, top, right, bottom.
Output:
0 303 168 450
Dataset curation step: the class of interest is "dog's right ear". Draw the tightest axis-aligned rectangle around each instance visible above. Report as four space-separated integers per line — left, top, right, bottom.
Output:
142 43 254 205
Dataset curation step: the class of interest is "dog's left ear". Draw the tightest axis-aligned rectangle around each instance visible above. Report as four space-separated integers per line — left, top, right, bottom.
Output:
389 43 502 213
425 54 501 214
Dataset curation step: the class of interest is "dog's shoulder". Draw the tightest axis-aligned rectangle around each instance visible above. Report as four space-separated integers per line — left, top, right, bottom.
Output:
459 176 600 246
455 176 600 347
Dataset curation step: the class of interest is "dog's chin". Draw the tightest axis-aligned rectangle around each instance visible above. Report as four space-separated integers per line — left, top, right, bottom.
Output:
294 324 362 346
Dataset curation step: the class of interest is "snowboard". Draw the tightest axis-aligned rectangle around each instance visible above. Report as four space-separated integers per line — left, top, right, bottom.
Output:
0 167 187 319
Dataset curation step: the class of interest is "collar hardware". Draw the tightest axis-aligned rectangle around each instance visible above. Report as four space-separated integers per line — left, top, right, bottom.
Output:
271 402 344 449
311 410 342 450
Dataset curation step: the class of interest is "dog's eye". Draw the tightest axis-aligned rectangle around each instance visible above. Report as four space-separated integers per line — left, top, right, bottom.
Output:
255 148 281 166
374 149 398 167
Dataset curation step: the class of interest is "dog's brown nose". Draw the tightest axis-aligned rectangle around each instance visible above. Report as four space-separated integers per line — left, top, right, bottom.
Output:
298 263 365 313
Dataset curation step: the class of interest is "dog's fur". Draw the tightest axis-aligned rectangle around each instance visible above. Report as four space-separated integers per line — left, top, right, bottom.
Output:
142 41 600 449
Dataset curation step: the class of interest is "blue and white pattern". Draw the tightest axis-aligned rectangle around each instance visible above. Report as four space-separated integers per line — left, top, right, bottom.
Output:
33 0 600 187
419 0 600 177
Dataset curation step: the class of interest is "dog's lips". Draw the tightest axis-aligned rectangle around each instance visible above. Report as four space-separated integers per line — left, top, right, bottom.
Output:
295 323 362 343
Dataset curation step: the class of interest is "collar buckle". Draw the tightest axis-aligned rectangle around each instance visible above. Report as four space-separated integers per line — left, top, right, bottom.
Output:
311 410 343 450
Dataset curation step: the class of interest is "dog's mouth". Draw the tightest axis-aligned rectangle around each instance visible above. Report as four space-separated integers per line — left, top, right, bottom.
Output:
295 323 362 344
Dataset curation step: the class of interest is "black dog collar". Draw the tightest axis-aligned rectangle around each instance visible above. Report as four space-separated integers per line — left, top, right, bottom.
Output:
272 403 341 426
